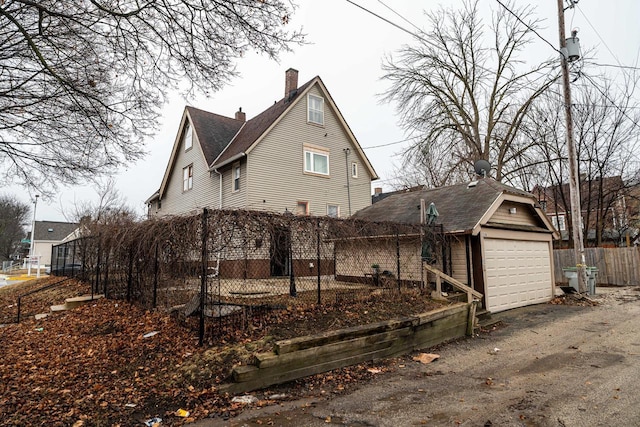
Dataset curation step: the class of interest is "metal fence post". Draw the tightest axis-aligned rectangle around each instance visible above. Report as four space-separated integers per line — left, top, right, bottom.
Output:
317 218 321 305
396 228 401 290
127 244 134 302
96 236 102 297
199 208 208 346
153 243 159 308
289 222 296 297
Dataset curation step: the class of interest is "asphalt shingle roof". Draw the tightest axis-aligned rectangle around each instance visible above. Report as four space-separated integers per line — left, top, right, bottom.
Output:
33 221 78 241
354 178 536 234
212 78 315 167
185 106 244 166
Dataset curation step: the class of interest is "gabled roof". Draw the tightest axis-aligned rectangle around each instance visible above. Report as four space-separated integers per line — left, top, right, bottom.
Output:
33 221 79 242
156 107 244 200
212 78 315 168
187 106 244 166
212 76 378 180
152 71 379 202
354 178 553 236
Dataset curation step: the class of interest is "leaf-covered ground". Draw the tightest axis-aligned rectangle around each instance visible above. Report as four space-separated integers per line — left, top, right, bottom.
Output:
0 279 445 426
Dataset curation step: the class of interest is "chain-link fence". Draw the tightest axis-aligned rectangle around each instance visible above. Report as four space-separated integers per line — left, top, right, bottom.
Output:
51 209 449 343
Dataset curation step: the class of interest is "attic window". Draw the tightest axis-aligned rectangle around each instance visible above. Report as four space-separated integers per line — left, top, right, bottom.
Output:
307 94 324 125
184 121 193 151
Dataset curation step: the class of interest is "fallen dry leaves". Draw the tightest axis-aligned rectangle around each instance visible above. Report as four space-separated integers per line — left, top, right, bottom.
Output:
0 285 444 426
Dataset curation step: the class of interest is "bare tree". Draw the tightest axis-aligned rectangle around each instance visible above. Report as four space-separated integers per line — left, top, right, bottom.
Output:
524 73 640 247
382 0 557 186
0 1 303 191
0 194 30 261
64 179 138 225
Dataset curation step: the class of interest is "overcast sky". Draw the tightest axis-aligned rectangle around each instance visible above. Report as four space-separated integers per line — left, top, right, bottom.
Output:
7 0 640 223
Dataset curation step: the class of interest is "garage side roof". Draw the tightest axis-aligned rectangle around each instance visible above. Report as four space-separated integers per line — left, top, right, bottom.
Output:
353 178 539 234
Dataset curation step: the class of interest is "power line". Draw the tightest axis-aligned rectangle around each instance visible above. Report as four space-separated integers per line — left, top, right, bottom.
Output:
376 0 423 33
494 0 561 55
575 4 626 70
584 62 640 72
344 0 430 45
580 71 640 132
361 138 413 150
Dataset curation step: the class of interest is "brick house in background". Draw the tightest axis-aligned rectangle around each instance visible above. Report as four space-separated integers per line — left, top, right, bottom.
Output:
146 68 378 218
532 175 637 248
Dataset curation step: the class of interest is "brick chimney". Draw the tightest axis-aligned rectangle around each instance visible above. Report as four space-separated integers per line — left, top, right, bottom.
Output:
285 68 298 98
235 107 246 122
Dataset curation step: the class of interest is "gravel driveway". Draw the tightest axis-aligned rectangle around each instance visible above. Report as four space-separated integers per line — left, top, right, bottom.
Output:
199 286 640 426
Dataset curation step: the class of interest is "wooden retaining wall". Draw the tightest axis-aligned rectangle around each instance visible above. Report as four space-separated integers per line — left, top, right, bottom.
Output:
221 303 474 394
553 247 640 286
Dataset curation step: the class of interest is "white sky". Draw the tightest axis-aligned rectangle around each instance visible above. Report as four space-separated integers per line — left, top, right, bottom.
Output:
6 0 640 223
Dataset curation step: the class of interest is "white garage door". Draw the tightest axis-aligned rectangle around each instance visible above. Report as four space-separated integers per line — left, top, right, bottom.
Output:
484 238 552 313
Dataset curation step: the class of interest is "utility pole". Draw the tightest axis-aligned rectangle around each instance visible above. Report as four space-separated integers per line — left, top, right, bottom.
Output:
28 194 39 277
557 0 587 293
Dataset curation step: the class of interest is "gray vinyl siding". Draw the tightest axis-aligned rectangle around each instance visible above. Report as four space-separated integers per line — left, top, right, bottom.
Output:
450 238 469 285
220 159 248 209
246 85 372 217
156 127 220 216
488 201 539 227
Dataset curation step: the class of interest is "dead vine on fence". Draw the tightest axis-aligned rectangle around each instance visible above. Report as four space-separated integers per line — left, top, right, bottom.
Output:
51 209 450 341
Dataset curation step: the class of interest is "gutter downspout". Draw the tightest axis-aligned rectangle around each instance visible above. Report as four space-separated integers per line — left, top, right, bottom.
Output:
214 168 223 209
343 148 352 216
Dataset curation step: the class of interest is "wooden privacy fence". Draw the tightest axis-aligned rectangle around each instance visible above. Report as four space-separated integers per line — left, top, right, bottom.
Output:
553 247 640 286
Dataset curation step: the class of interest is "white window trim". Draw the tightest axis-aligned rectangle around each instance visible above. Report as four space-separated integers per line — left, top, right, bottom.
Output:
183 164 193 192
552 214 566 231
184 122 193 151
232 162 241 192
307 94 324 125
327 204 340 218
351 161 358 178
304 147 330 176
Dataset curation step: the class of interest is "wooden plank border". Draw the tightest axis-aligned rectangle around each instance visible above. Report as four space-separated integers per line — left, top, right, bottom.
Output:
220 302 475 394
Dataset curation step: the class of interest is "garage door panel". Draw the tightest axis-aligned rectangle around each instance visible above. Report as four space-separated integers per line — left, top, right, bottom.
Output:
485 238 552 313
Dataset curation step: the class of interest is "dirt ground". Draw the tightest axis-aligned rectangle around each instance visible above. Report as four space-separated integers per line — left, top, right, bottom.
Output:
195 286 640 427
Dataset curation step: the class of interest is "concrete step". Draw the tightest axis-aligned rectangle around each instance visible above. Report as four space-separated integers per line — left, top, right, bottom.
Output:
35 313 49 320
46 294 105 317
50 304 67 312
64 294 104 309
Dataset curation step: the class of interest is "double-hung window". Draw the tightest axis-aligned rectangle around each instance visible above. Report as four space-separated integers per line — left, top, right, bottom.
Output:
233 163 241 192
552 215 566 231
183 164 193 192
307 94 324 125
304 148 329 176
327 204 339 218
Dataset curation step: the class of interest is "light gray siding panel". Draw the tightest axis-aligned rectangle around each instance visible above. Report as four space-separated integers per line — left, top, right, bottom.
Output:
489 201 538 227
246 85 372 217
450 238 468 285
155 131 219 216
221 159 248 209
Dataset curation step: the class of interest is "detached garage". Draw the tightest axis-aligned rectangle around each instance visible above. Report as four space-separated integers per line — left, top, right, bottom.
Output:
353 178 559 313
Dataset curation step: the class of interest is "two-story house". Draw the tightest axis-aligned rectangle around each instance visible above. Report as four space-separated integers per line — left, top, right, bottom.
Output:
146 69 378 218
532 175 635 248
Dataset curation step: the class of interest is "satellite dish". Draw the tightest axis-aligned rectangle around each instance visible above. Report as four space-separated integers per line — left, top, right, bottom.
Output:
474 159 491 178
